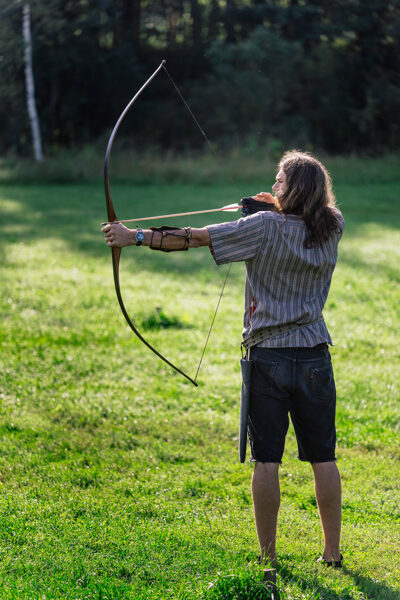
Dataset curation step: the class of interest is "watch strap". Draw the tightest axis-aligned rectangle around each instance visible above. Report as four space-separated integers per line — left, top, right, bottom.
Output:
135 228 144 246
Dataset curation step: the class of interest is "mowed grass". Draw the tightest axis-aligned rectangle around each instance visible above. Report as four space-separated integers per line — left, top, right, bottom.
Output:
0 160 399 599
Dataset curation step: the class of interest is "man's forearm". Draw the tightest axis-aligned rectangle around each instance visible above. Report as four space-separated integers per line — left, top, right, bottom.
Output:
127 227 211 250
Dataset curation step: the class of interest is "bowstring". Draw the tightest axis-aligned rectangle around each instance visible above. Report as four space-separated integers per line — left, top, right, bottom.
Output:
162 65 220 162
162 64 240 383
194 263 231 382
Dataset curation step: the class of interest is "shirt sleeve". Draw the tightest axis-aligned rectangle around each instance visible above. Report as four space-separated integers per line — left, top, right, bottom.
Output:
206 212 268 266
332 207 345 234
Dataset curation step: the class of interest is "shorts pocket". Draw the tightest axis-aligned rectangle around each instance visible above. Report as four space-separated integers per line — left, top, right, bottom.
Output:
310 364 336 401
252 360 279 395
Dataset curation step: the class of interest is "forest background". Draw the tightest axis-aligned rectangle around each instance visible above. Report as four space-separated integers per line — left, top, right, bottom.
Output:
1 0 399 159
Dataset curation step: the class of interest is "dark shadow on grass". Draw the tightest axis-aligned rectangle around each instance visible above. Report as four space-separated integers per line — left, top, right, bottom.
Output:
1 181 399 262
334 183 400 229
341 566 399 600
277 559 399 600
0 183 248 285
1 183 399 303
277 561 347 600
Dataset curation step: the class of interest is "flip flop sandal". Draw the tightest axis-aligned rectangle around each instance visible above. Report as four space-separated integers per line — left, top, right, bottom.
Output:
317 554 343 568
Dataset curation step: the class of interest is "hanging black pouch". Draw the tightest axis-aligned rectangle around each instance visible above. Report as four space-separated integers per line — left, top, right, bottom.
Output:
239 356 254 463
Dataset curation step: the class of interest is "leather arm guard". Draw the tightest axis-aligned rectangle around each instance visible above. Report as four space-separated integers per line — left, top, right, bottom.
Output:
149 226 192 252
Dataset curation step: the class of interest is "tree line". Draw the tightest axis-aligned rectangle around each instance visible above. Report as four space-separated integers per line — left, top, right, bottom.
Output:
0 0 399 157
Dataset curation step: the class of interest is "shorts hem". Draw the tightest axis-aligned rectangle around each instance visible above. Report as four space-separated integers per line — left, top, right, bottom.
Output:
250 457 282 464
297 456 337 463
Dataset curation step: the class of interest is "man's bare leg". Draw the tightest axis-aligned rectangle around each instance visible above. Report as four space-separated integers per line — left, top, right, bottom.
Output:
252 462 280 564
312 461 342 562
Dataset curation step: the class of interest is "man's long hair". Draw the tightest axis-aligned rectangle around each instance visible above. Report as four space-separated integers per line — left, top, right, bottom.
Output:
277 150 342 248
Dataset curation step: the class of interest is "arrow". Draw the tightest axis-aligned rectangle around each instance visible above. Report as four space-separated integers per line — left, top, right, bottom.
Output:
101 203 241 226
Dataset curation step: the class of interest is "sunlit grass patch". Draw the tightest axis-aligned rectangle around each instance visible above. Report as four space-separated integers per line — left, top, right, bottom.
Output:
0 163 399 598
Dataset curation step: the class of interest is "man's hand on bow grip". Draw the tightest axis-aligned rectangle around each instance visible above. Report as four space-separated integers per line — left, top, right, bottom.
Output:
102 223 134 248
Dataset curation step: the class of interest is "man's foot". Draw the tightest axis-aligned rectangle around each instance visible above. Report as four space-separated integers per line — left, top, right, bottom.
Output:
263 568 280 600
317 554 343 569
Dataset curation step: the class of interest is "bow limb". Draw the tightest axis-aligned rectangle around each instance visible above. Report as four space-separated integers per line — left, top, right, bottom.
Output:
104 61 198 387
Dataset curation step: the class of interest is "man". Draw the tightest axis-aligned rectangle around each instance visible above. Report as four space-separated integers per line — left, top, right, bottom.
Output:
102 150 344 568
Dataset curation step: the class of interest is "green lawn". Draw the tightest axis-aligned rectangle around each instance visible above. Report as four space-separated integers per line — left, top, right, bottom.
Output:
0 162 399 599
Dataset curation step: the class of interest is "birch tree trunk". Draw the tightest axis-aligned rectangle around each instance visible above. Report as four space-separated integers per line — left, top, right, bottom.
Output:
22 4 43 161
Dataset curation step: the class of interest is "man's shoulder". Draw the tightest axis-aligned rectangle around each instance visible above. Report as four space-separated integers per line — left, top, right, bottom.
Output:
331 206 345 222
249 210 283 225
239 211 284 237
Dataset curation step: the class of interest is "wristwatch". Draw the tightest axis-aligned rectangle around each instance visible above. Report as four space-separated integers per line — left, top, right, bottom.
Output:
135 228 145 246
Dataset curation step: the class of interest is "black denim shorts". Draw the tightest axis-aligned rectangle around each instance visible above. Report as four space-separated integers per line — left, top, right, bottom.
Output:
247 344 336 464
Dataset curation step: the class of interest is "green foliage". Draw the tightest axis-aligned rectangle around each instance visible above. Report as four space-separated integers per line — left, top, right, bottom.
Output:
193 28 307 149
0 0 399 155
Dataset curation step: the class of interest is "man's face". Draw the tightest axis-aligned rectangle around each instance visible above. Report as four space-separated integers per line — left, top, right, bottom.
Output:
272 169 287 199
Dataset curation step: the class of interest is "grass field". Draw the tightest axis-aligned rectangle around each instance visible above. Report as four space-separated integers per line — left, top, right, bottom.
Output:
0 156 399 599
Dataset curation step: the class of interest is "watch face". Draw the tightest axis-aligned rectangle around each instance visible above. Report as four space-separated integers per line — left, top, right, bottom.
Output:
136 230 145 242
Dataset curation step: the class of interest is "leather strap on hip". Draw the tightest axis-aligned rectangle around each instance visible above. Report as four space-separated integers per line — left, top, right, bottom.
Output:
242 318 324 350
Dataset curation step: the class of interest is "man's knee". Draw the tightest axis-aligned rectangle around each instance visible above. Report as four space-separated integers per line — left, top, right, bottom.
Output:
254 461 280 474
253 462 280 487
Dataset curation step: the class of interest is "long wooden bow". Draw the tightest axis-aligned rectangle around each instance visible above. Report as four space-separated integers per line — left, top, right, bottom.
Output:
104 60 200 387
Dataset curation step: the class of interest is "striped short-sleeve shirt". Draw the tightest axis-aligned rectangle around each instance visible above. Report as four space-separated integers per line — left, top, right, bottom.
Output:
206 210 344 348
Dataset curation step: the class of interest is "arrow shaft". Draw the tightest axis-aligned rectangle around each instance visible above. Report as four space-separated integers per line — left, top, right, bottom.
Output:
102 205 240 225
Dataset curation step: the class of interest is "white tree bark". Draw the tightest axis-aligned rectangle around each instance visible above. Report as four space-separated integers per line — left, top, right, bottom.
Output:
22 4 43 161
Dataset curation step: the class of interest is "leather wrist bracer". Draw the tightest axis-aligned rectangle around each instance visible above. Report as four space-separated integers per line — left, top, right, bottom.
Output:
149 226 192 252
